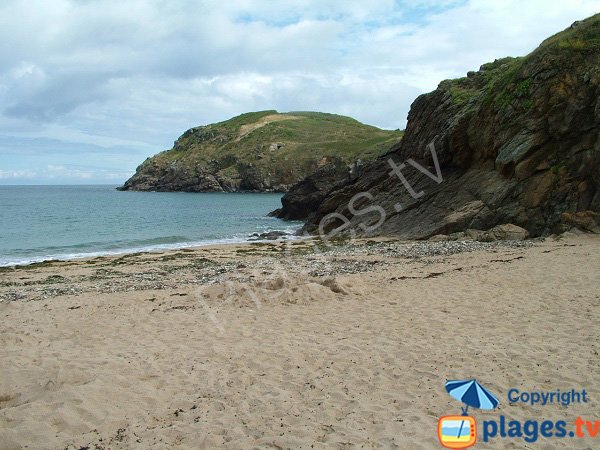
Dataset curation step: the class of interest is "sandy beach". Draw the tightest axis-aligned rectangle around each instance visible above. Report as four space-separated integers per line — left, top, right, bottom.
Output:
0 234 599 449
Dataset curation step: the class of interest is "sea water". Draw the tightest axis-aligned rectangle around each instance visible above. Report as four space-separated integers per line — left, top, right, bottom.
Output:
0 185 300 266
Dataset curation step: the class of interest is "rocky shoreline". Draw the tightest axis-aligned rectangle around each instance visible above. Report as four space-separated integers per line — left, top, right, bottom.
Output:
0 237 538 303
273 17 600 240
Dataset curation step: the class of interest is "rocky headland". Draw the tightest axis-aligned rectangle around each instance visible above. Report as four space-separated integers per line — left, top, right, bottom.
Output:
119 111 402 192
274 14 600 239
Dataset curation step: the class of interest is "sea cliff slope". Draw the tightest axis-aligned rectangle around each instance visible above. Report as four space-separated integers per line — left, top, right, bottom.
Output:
119 111 402 192
276 14 600 238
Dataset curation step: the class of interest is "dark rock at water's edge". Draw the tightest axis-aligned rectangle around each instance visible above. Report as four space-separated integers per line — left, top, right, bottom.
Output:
118 111 402 193
248 230 291 241
273 14 600 239
269 158 366 220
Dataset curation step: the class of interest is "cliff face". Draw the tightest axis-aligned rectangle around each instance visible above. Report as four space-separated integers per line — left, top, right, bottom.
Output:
275 15 600 238
119 111 402 192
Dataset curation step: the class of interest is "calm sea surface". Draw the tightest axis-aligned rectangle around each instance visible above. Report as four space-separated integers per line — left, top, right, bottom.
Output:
0 185 300 266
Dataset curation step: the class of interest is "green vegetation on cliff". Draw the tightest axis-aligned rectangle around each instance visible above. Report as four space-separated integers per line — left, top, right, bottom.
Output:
120 111 403 192
279 13 599 238
438 14 599 113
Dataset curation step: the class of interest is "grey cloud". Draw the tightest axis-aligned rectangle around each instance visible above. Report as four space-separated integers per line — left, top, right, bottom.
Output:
0 135 146 157
0 0 598 184
3 70 119 121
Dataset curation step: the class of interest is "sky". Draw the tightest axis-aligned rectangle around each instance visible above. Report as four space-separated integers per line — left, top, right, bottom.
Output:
0 0 597 185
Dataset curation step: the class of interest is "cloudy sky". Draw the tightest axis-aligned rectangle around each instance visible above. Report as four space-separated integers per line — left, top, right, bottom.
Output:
0 0 597 184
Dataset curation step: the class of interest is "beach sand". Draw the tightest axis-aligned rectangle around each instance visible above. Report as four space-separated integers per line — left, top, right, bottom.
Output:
0 234 598 449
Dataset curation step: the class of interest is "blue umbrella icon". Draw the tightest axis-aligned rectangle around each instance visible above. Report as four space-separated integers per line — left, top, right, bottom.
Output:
445 379 499 439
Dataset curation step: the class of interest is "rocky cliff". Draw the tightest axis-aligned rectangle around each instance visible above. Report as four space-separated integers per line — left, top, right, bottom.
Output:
119 111 402 192
274 14 600 239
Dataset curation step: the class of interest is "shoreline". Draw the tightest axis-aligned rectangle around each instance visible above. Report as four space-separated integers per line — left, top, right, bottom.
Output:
0 231 305 269
1 233 598 449
0 225 546 270
0 185 301 269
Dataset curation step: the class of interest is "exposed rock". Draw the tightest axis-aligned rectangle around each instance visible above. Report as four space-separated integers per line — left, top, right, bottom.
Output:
428 234 449 242
248 231 290 241
429 225 528 242
119 111 402 193
274 14 600 239
478 224 530 241
561 210 600 233
464 229 486 240
270 159 350 220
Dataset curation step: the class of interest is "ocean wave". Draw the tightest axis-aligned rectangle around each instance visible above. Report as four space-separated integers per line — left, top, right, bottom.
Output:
0 228 303 268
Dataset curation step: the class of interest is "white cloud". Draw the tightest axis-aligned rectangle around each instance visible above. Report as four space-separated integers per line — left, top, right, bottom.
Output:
0 168 37 179
0 163 131 184
0 0 597 183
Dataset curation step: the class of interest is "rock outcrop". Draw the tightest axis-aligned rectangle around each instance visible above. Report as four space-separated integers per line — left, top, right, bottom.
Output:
268 158 361 220
274 14 600 239
119 111 402 192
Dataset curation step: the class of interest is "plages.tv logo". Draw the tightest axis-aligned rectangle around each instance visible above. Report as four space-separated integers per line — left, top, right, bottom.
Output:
438 379 499 449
